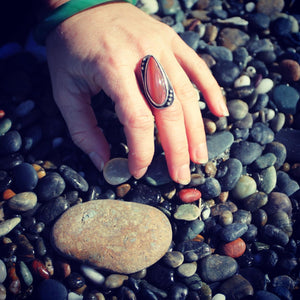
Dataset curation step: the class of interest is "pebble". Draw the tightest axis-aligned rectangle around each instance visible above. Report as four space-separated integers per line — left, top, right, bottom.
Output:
59 165 89 192
212 294 226 300
256 0 285 16
36 172 66 201
279 59 300 82
178 188 201 203
268 210 293 237
234 75 251 88
8 191 37 212
219 223 248 242
169 282 189 299
233 209 252 224
0 118 12 135
0 284 5 300
270 112 285 132
179 31 200 50
253 153 277 170
178 219 205 241
219 274 254 299
80 264 105 285
232 175 257 200
199 254 238 283
263 192 292 217
242 192 268 212
219 210 233 226
255 290 281 300
255 78 274 94
19 261 33 286
218 28 250 51
144 153 172 186
211 60 241 87
0 130 22 155
258 166 277 194
272 84 300 114
177 262 197 277
0 259 6 283
261 224 289 246
37 279 68 300
219 238 246 258
250 122 274 145
174 204 201 221
265 142 287 169
199 177 221 199
52 200 172 274
230 141 263 165
217 158 243 191
206 131 234 159
227 99 249 120
104 274 128 289
276 170 300 196
0 217 21 237
125 183 161 206
162 251 184 268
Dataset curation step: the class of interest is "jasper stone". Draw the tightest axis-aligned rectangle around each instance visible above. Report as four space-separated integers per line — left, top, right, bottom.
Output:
52 200 172 274
219 238 246 258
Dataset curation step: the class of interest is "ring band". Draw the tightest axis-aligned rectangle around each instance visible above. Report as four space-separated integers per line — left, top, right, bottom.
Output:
141 55 174 109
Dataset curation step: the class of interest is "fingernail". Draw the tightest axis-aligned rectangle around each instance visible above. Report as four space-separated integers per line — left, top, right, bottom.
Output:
194 144 208 164
220 98 229 116
176 164 191 185
89 152 105 171
133 167 148 179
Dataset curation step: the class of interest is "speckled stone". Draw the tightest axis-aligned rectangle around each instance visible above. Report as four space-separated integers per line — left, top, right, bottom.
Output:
255 78 274 94
207 131 234 159
7 192 37 212
52 200 172 274
242 192 268 212
199 254 238 283
230 141 263 165
162 251 184 268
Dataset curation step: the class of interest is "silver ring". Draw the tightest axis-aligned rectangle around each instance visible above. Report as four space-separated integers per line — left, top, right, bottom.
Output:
141 55 174 109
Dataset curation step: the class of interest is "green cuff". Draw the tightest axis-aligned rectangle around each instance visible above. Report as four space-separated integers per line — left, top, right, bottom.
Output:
34 0 137 45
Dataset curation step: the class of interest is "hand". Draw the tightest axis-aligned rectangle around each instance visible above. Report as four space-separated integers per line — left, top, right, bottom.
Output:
45 2 228 184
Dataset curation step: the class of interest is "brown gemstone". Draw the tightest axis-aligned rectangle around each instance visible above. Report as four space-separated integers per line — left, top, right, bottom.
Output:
145 56 167 106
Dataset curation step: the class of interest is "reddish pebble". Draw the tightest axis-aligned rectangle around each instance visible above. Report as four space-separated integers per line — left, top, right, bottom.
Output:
0 110 5 118
3 189 16 201
32 259 50 279
279 59 300 82
178 188 201 203
7 264 21 295
219 238 246 258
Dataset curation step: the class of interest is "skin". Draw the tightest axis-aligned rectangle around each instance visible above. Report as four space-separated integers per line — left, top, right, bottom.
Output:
45 2 229 184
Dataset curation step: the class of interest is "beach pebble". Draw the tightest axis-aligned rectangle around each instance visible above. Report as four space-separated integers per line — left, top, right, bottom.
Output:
218 28 250 51
219 223 248 242
276 171 300 196
261 224 289 246
232 175 257 200
255 290 281 300
279 59 300 82
80 265 105 285
231 141 263 165
0 259 6 283
256 0 285 16
8 191 37 212
38 279 67 300
253 153 277 170
227 99 249 120
0 217 21 237
206 131 234 159
199 177 221 199
0 130 22 155
59 165 89 192
219 238 246 258
104 274 128 289
162 251 184 268
242 192 268 212
258 166 277 194
273 85 299 114
178 188 201 203
219 274 254 299
250 122 274 145
199 254 238 283
52 200 172 274
212 61 240 87
263 192 292 217
174 204 201 221
255 78 274 94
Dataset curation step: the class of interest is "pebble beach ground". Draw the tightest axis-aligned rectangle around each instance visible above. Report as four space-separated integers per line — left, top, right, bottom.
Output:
0 0 300 299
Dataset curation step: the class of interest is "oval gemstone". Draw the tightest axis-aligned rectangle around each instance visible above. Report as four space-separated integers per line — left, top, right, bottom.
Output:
52 200 172 274
146 56 167 106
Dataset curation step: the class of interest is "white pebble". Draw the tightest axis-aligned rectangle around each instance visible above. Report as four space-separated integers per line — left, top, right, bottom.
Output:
199 101 206 110
212 293 226 300
234 75 251 88
245 2 255 13
68 292 83 300
255 78 274 94
264 108 276 121
80 264 105 285
246 66 256 78
139 0 159 14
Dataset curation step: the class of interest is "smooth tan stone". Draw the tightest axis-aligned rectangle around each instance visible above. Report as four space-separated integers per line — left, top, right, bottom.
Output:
52 200 172 274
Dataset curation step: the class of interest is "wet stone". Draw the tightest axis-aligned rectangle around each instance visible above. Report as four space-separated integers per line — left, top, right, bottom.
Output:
231 141 263 165
0 259 6 283
234 112 253 129
233 209 252 225
268 211 293 237
37 196 70 224
199 254 238 283
261 224 289 246
218 28 250 51
144 153 172 186
270 112 285 132
232 175 257 200
59 165 88 192
263 192 292 217
177 219 205 242
253 153 277 170
38 279 68 300
242 192 268 212
10 162 38 192
255 78 274 94
243 223 258 243
279 59 300 82
19 261 33 287
147 263 175 289
205 45 233 61
0 130 22 155
0 217 21 237
104 274 128 289
178 188 201 203
219 210 233 226
162 251 184 268
181 273 202 291
179 31 200 50
258 166 277 194
198 177 221 200
219 274 254 299
272 85 299 114
219 238 246 258
216 158 243 191
8 192 37 212
211 60 240 87
206 131 234 160
176 241 211 262
250 122 274 145
255 290 281 300
125 183 161 206
219 223 248 242
0 118 12 135
177 262 197 277
52 200 172 274
36 172 66 201
174 204 201 221
169 282 188 299
276 171 300 196
227 100 249 121
265 142 287 169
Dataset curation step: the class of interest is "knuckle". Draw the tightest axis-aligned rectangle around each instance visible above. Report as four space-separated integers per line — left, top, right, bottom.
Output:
161 105 183 122
127 109 154 131
172 142 189 157
176 82 199 102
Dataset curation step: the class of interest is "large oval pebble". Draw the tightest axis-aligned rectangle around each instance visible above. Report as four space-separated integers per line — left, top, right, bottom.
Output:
103 158 132 185
8 192 37 212
52 200 172 274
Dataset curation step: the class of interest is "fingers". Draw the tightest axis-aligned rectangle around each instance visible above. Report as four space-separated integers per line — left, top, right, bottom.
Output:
52 77 110 171
172 38 229 117
106 67 155 179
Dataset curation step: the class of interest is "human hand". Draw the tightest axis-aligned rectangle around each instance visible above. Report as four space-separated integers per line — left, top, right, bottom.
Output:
45 2 228 184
